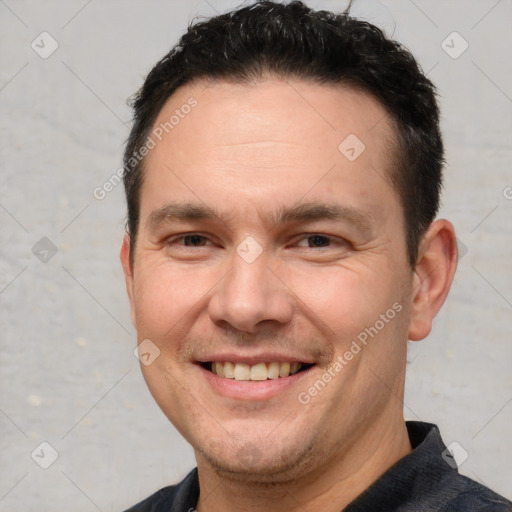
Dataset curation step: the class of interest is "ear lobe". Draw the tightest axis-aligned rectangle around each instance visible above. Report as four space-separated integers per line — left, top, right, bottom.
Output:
120 234 137 328
408 219 458 341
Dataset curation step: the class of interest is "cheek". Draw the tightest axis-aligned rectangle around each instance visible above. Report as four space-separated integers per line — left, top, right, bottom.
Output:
132 264 207 338
286 263 402 344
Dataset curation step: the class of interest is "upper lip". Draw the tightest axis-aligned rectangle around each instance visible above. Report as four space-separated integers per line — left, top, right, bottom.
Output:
194 353 315 365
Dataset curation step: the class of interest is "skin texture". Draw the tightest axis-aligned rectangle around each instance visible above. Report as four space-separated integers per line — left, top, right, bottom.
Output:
121 78 457 511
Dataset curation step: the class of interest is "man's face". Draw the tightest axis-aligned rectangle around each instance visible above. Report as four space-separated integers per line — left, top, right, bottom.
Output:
122 79 416 480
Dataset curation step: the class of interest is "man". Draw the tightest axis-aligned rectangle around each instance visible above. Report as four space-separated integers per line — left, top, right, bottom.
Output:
120 1 511 510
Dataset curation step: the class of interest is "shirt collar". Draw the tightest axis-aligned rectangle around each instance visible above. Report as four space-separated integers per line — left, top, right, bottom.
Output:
343 421 456 511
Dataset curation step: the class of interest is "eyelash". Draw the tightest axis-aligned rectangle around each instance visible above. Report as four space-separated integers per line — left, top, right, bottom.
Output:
165 233 348 250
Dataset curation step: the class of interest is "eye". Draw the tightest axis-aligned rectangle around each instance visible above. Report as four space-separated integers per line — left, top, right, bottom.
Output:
182 234 208 247
304 235 330 248
295 234 345 248
166 233 210 247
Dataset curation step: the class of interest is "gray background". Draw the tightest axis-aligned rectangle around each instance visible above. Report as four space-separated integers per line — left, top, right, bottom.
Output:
0 0 511 510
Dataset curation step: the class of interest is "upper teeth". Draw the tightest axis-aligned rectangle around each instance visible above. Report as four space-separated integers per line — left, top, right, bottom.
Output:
211 361 302 380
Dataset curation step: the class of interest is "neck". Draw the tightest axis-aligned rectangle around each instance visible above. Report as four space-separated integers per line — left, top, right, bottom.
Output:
195 416 412 512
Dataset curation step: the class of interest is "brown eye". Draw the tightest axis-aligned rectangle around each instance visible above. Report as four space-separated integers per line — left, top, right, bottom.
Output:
165 233 211 249
182 234 207 246
307 235 330 248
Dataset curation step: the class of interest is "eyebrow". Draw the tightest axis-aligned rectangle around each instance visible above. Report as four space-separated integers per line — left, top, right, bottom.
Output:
146 201 374 233
147 202 225 230
272 202 373 232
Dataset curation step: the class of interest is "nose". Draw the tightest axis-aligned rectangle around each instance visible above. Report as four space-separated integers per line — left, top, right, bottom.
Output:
208 248 294 333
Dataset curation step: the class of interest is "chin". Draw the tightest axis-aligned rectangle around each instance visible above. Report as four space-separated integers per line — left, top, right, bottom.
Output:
197 436 318 484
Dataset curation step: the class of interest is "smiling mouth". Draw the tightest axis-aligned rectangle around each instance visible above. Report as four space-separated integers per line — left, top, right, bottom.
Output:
200 361 314 381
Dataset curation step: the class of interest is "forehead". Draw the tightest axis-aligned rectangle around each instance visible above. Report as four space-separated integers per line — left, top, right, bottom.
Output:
152 77 393 151
140 78 399 225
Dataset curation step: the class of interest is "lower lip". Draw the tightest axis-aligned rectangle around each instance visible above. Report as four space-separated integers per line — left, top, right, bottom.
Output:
198 364 314 401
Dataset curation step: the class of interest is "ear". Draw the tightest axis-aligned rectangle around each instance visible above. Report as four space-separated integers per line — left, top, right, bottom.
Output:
408 219 458 341
120 233 137 328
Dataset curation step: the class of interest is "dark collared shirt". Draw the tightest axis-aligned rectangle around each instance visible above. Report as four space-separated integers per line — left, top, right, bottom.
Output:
124 422 512 511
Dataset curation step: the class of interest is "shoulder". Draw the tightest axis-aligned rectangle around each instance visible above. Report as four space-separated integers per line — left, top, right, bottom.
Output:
122 468 199 512
405 422 512 511
440 473 512 512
